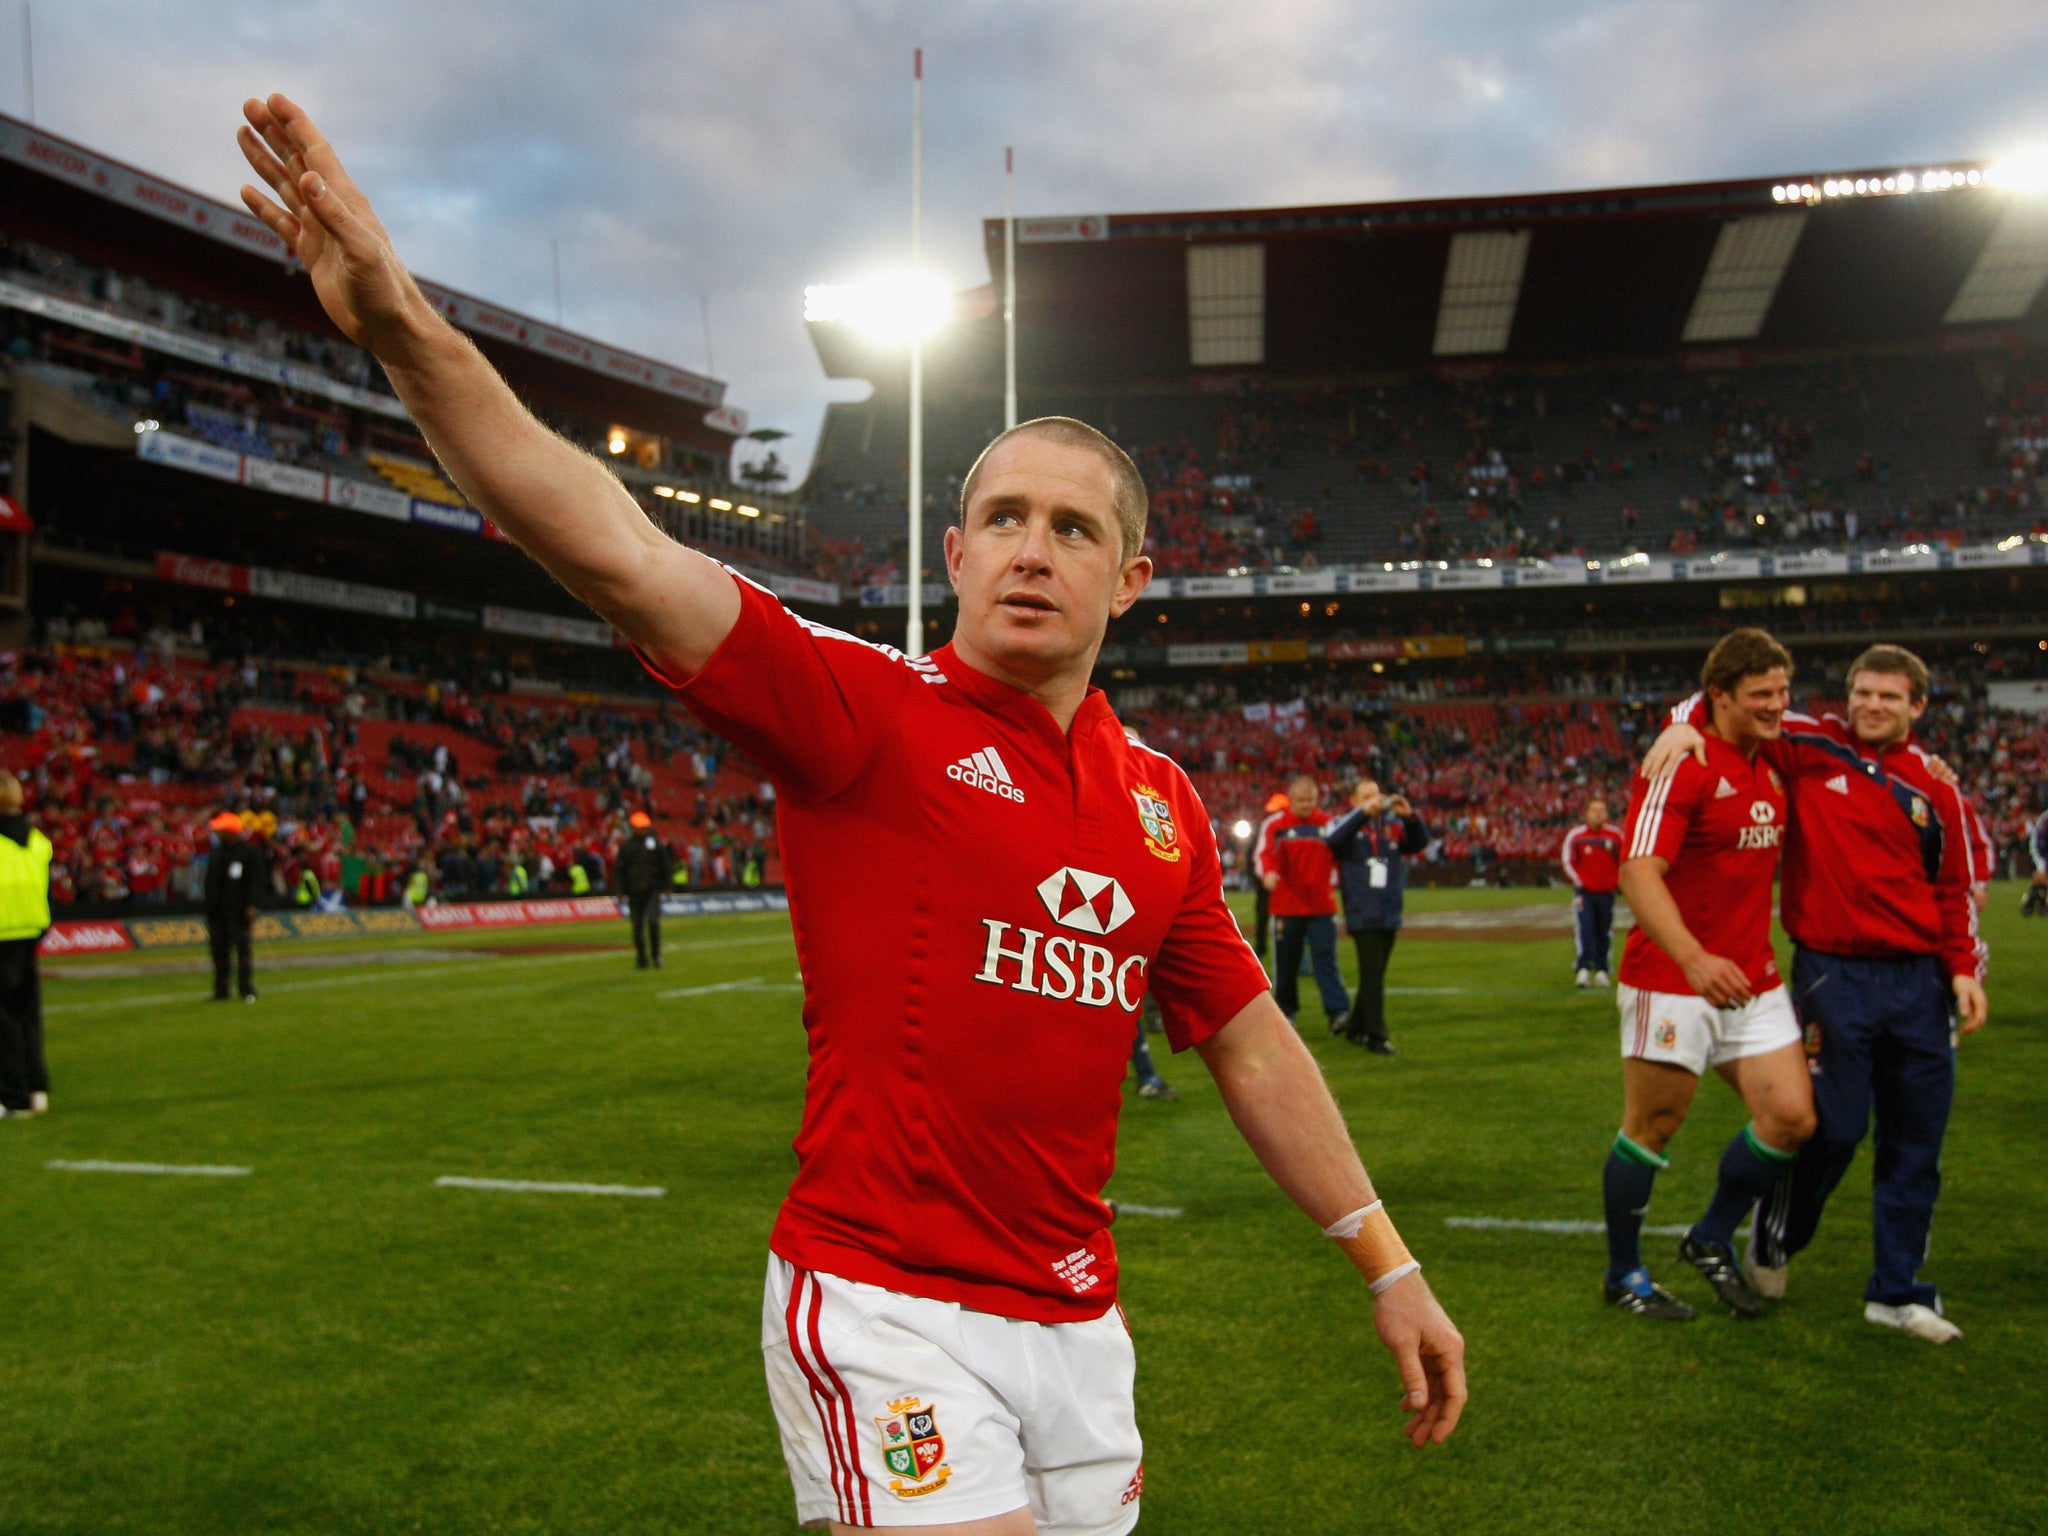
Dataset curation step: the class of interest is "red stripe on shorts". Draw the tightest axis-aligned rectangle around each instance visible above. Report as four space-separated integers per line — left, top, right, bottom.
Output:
807 1274 873 1526
785 1268 853 1525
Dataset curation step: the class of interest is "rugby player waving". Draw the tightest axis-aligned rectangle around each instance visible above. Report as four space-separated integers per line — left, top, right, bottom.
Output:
233 93 1465 1534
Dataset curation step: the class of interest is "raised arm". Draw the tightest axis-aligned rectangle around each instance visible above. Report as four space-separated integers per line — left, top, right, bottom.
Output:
235 94 737 679
1195 993 1467 1446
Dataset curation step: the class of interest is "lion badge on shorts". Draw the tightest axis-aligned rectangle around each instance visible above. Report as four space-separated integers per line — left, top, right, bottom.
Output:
1655 1019 1678 1051
877 1397 950 1497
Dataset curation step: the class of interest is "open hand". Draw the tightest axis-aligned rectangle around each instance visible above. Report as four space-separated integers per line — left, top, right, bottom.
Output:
1642 722 1706 781
237 93 430 360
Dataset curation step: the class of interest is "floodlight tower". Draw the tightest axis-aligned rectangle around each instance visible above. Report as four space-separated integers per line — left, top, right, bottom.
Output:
1004 147 1017 430
907 48 925 658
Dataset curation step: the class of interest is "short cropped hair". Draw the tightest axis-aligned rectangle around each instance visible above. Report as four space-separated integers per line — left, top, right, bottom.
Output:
1847 644 1930 702
1701 627 1793 697
958 417 1150 565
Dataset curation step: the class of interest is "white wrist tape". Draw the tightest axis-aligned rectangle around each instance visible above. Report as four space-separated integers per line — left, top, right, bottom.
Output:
1324 1199 1420 1293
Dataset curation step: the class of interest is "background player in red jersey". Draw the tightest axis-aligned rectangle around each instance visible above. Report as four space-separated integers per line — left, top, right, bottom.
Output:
1645 645 1987 1344
232 92 1464 1533
1559 796 1622 988
1603 629 1816 1322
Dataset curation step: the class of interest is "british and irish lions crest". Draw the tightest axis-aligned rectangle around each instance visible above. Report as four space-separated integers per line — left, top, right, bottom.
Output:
876 1397 950 1498
1134 784 1182 863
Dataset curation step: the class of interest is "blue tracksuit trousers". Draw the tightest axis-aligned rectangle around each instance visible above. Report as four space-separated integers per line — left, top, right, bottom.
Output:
1764 948 1955 1308
1573 890 1614 973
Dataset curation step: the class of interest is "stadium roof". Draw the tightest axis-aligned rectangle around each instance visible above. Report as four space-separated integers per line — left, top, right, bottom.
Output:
819 159 2048 390
0 111 743 445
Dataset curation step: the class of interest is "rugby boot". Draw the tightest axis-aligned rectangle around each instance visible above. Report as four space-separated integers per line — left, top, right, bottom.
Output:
1679 1232 1764 1318
1605 1268 1694 1321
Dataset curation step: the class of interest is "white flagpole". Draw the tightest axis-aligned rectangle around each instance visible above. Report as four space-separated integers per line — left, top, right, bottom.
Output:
906 47 925 658
1004 146 1017 430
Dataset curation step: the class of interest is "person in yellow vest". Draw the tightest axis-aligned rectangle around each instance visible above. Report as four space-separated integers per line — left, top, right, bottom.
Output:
507 859 530 896
401 867 430 911
0 771 54 1117
567 859 592 896
294 866 320 907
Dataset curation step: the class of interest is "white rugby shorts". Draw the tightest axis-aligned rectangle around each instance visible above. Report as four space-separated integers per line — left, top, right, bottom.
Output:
762 1256 1144 1534
1618 982 1800 1075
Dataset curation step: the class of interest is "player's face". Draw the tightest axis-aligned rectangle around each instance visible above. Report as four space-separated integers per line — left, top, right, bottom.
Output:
1712 668 1790 745
946 436 1151 679
1290 781 1320 817
1585 799 1607 825
1353 779 1383 813
1847 669 1925 748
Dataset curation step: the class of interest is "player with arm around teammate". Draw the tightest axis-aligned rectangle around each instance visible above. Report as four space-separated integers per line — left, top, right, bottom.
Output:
1560 797 1622 988
1643 645 1987 1343
1603 629 1816 1322
2024 806 2048 918
230 94 1465 1534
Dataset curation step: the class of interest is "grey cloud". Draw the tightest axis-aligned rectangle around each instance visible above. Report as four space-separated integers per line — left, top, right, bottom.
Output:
16 0 2048 480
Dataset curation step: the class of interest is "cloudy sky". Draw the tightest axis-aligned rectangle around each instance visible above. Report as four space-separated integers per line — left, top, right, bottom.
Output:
10 0 2047 479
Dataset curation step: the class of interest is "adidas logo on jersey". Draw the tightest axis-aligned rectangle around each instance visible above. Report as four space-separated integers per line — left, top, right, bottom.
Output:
1826 774 1850 794
1714 777 1738 799
948 746 1025 803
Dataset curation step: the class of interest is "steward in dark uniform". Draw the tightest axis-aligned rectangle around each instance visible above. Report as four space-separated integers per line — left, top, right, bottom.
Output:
0 770 52 1116
204 812 267 1001
1324 780 1431 1055
616 812 674 969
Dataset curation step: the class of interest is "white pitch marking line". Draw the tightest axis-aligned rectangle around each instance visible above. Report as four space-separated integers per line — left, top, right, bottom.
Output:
435 1175 665 1199
657 976 804 999
48 933 796 1016
1111 1201 1184 1218
1446 1216 1704 1237
47 1159 252 1178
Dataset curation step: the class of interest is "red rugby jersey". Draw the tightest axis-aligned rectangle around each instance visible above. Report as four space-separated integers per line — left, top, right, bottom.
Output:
1560 822 1623 895
639 576 1273 1323
1617 733 1787 996
1673 698 1983 980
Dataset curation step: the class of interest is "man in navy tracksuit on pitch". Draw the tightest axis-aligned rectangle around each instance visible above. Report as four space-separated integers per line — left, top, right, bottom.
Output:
1651 645 1988 1344
1560 797 1623 988
1324 778 1430 1055
2023 807 2048 917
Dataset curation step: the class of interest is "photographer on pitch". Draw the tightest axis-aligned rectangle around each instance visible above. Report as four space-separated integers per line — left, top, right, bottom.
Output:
1324 779 1430 1055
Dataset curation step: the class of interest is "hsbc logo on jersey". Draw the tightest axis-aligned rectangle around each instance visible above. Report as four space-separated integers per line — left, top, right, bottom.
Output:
1036 867 1134 935
1737 800 1783 850
974 868 1146 1011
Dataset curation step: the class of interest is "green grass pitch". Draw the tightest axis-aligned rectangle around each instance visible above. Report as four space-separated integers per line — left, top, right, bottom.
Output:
4 886 2042 1535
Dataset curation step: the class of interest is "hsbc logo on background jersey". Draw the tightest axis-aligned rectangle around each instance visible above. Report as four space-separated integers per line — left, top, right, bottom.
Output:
948 746 1024 803
974 868 1145 1011
1036 868 1134 935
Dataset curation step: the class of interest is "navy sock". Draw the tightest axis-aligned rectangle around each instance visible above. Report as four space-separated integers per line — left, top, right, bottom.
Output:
1603 1132 1666 1284
1692 1124 1796 1249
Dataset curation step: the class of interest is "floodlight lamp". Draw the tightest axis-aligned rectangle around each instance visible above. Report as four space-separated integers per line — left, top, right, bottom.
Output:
653 485 676 498
1231 819 1253 840
804 273 952 344
1987 150 2048 192
736 504 761 518
709 498 733 511
608 435 626 454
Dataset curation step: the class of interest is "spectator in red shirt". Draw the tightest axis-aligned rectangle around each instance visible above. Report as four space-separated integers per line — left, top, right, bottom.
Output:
1257 774 1351 1029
